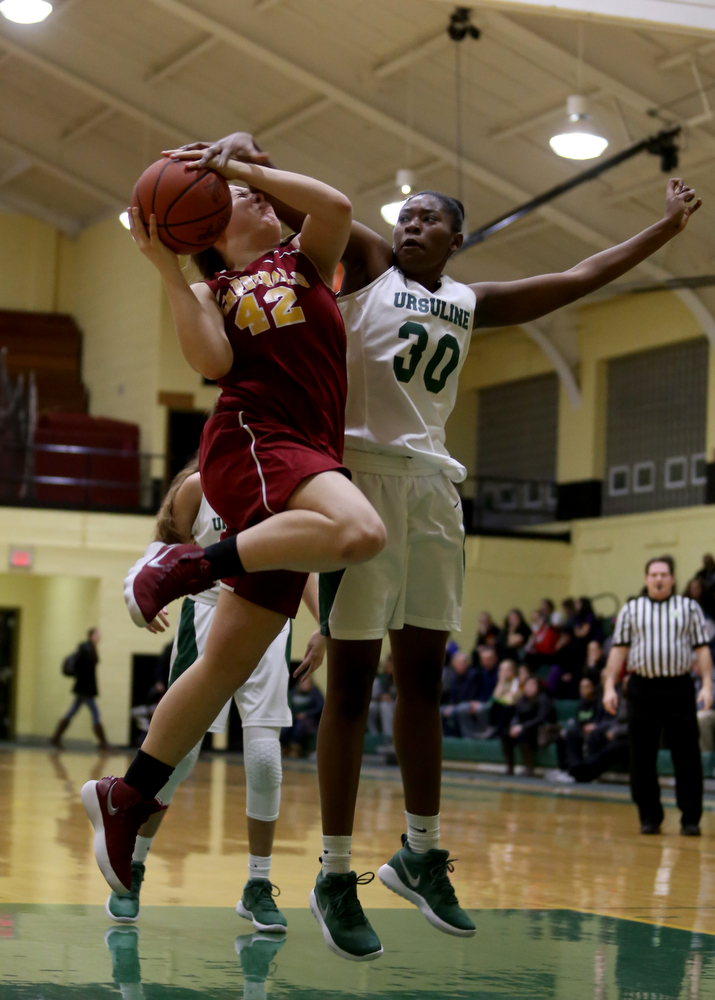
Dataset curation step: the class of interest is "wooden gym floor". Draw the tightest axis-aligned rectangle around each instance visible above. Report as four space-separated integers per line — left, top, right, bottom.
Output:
1 745 715 997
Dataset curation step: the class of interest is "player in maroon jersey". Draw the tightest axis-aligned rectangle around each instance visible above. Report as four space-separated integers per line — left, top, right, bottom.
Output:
81 155 386 906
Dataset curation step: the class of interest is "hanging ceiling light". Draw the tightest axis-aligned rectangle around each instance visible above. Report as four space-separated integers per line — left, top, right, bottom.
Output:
0 0 52 23
119 211 131 230
380 169 415 226
550 95 608 161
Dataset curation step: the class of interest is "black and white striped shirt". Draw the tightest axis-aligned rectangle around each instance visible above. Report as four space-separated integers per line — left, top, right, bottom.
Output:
612 594 709 678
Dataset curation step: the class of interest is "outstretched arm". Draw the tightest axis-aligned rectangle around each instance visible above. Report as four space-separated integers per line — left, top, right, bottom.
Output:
167 133 392 292
472 179 702 328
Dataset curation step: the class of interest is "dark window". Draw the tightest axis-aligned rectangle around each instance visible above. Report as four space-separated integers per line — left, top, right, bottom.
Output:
168 410 209 482
604 339 707 516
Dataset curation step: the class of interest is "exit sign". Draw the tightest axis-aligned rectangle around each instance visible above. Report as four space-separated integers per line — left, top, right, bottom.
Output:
9 548 32 569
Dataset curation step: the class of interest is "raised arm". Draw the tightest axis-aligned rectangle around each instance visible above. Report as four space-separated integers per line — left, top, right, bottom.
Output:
128 209 232 380
167 133 392 292
472 179 702 329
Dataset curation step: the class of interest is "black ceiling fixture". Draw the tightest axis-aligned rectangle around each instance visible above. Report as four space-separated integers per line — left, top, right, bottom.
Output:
447 7 481 42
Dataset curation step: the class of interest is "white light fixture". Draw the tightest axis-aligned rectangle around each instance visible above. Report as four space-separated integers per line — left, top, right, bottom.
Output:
381 169 416 225
0 0 52 23
550 95 608 161
380 200 406 226
119 210 131 230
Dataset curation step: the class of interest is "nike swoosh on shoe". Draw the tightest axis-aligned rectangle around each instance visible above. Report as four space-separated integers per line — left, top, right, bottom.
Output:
399 856 421 888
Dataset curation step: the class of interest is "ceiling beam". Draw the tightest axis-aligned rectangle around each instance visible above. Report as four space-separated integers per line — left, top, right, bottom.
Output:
0 157 32 188
0 189 81 235
255 0 283 9
659 40 715 71
255 97 332 145
373 30 450 79
60 106 115 144
0 30 190 142
139 0 715 346
604 154 715 205
145 35 217 84
0 133 125 208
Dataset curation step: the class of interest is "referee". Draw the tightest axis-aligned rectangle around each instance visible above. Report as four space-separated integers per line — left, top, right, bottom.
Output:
603 555 713 835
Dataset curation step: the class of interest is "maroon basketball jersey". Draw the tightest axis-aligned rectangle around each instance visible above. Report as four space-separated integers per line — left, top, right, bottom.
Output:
204 241 347 463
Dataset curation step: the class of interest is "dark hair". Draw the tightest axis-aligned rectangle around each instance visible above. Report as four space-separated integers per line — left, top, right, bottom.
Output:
155 454 200 544
192 246 227 280
645 555 675 575
404 191 465 233
87 628 98 640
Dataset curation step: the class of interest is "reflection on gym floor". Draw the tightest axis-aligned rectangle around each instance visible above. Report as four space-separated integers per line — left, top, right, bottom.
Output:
1 906 713 998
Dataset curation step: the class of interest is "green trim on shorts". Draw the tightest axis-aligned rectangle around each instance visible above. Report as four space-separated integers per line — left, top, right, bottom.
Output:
319 570 345 637
169 598 199 687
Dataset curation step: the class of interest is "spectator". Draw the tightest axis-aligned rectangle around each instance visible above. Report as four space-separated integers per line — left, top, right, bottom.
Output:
517 663 533 692
695 662 715 752
441 651 480 736
51 629 108 751
685 576 715 625
367 654 396 736
502 676 555 776
567 674 630 784
283 674 324 757
538 598 556 623
573 597 602 643
444 648 499 738
473 611 499 657
499 609 531 659
555 676 599 778
695 553 715 594
583 640 606 685
553 598 576 629
484 659 520 738
525 605 560 670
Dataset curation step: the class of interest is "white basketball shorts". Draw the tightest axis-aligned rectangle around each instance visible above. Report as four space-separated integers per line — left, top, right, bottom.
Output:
168 598 292 731
321 449 465 640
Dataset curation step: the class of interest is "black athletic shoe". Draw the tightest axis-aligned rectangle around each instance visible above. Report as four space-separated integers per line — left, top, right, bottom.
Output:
640 822 661 835
680 824 701 836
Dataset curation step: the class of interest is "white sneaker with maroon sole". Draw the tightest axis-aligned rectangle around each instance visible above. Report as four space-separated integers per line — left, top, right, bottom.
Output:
124 542 216 627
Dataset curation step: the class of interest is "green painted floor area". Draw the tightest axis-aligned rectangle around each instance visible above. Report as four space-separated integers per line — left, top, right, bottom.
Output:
1 906 713 998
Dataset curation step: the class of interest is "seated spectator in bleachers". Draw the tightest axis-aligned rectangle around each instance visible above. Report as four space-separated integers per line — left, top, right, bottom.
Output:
685 576 715 626
565 675 630 784
502 677 555 777
443 647 499 738
695 553 715 595
499 609 531 660
517 662 532 692
583 639 606 685
472 611 500 660
555 676 599 777
367 654 396 737
441 651 480 736
694 660 715 752
483 659 520 738
525 605 560 670
282 674 324 758
554 597 576 629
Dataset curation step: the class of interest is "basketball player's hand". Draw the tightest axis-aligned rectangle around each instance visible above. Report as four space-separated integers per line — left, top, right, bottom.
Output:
165 133 270 170
699 681 713 712
128 207 182 277
602 682 618 716
146 608 170 634
293 628 326 679
664 178 702 233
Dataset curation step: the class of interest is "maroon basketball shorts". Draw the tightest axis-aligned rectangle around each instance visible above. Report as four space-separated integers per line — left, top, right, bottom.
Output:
199 408 347 618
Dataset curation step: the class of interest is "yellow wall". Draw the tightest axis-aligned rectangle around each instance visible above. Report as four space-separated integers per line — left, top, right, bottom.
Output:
0 213 61 313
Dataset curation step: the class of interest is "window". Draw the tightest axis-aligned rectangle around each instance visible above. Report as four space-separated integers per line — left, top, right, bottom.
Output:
692 453 707 485
633 461 655 493
665 456 687 489
608 466 630 496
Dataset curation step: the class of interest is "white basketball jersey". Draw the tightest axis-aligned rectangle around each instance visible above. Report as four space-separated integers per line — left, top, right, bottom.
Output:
338 266 476 482
191 494 226 607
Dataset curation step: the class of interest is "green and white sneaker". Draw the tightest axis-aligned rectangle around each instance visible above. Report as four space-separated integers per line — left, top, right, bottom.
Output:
235 931 286 982
309 869 383 962
236 879 288 932
378 835 476 937
104 926 141 985
106 861 145 923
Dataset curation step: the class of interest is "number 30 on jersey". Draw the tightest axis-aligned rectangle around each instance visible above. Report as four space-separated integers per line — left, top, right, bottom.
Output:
393 321 460 394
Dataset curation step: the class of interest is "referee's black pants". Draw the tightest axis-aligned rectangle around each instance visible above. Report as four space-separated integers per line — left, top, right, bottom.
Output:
627 673 702 828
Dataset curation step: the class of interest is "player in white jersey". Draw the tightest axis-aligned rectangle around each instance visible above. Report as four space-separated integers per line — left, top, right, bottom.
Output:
109 458 325 932
173 129 702 961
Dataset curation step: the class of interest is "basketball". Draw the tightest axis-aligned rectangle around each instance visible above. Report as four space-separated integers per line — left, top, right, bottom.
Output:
131 158 232 255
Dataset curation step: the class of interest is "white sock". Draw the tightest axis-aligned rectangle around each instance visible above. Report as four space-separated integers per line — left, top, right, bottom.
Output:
405 812 440 853
243 981 267 1000
321 835 352 875
132 835 153 863
248 854 272 881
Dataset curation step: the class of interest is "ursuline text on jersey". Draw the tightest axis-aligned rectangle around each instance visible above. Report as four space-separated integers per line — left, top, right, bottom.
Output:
393 291 471 331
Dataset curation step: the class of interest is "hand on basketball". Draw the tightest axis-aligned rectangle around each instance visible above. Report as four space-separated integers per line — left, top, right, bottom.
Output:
146 608 170 634
664 178 702 233
165 132 270 170
293 628 326 679
127 207 182 276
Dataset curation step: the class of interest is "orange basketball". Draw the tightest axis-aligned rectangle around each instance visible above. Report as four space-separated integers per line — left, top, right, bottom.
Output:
131 158 232 255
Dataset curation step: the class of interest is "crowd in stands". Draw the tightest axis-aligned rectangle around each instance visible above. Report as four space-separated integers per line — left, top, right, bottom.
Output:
366 552 715 782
